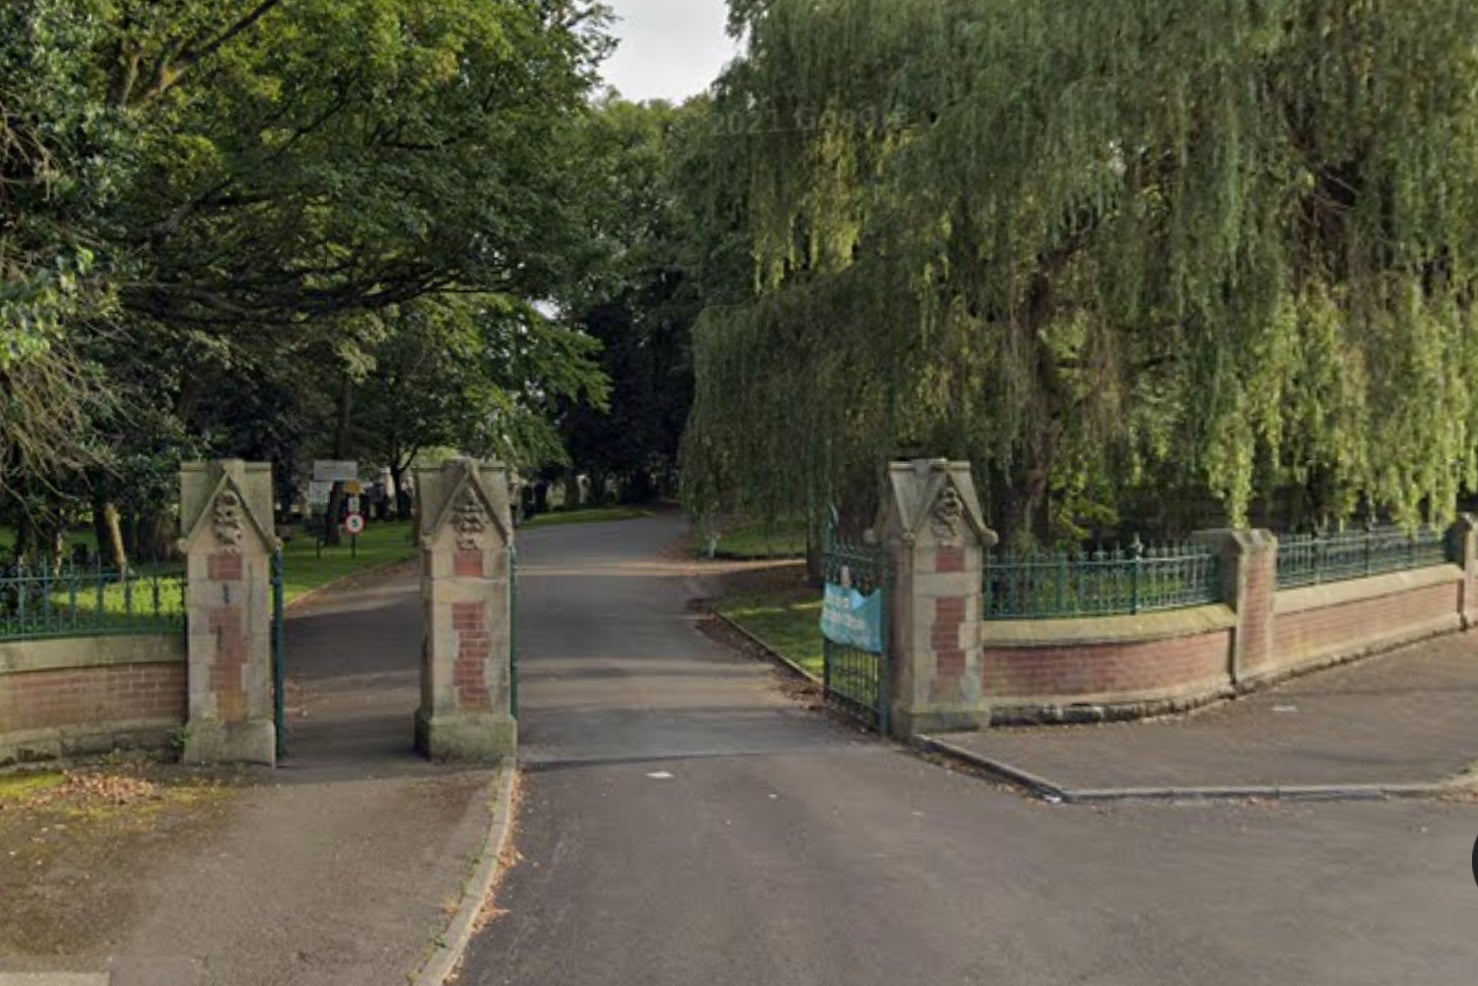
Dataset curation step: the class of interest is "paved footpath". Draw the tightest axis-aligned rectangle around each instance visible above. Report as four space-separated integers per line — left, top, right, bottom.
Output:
108 565 498 986
462 514 1478 986
1 562 498 986
933 633 1478 796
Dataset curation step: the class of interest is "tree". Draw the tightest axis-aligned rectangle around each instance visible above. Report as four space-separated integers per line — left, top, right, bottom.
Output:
558 99 701 504
352 296 608 518
2 0 619 559
682 0 1478 544
0 2 126 522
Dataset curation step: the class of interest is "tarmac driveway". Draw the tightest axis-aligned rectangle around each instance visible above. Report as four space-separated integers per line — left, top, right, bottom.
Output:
461 514 1478 986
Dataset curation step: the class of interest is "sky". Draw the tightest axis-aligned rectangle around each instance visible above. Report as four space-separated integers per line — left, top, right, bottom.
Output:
601 0 739 103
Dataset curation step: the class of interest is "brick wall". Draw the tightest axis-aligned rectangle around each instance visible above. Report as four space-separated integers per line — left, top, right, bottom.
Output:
957 564 1467 728
1270 571 1462 679
880 462 1478 734
0 634 187 764
983 629 1231 702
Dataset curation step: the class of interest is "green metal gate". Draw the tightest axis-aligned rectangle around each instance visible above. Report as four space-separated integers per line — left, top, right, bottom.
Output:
509 541 519 719
271 549 287 758
821 513 891 733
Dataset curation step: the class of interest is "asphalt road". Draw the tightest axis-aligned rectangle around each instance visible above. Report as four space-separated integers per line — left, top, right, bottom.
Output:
461 514 1478 986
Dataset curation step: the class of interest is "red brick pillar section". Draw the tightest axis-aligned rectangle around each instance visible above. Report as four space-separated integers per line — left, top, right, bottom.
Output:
1191 529 1276 688
415 458 516 761
1454 515 1478 630
179 460 280 764
878 459 996 737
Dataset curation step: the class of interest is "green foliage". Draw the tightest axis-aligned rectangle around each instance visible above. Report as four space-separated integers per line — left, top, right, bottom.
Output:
558 98 703 501
2 0 618 553
352 297 608 478
0 1 128 494
684 0 1478 538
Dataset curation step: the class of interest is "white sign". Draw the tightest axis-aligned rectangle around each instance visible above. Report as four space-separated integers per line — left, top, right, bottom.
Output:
306 480 333 506
346 495 361 515
344 513 365 535
312 460 358 483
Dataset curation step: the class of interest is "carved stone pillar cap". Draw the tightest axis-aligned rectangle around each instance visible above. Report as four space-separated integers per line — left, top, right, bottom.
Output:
179 459 280 554
881 459 997 548
417 458 513 549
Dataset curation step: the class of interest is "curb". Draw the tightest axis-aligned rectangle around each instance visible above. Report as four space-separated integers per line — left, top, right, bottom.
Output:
914 735 1071 801
710 611 822 685
412 763 519 986
915 734 1474 805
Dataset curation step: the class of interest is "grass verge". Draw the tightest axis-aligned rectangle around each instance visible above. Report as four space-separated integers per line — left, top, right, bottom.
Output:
715 586 823 677
700 517 808 560
279 519 418 603
521 506 651 529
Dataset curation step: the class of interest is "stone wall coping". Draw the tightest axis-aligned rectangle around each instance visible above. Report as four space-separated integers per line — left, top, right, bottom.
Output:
979 604 1235 648
1273 564 1461 616
0 634 186 676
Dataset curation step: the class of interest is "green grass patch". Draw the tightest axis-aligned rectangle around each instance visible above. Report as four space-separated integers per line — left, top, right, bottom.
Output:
521 506 651 529
279 519 418 603
716 588 823 677
701 517 809 560
0 772 66 803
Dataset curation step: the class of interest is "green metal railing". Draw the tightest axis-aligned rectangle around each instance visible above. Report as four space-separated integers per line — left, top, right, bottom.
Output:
509 541 519 719
983 539 1221 619
0 562 187 641
1276 526 1452 589
272 549 286 759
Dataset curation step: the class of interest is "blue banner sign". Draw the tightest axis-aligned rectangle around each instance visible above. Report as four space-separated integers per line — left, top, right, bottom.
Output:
820 582 884 654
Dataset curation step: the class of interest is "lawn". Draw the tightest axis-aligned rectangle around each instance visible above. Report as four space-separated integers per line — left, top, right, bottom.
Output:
520 506 652 529
716 587 824 677
1 520 428 635
698 517 809 560
279 519 419 603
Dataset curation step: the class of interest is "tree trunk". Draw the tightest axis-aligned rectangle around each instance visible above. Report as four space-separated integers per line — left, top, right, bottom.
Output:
323 483 345 545
102 502 128 572
136 508 175 563
323 371 355 546
804 513 824 587
13 511 35 565
91 494 110 566
389 463 411 521
122 508 140 559
564 468 580 510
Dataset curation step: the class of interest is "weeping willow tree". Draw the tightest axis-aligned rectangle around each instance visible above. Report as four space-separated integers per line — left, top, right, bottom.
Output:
681 0 1478 545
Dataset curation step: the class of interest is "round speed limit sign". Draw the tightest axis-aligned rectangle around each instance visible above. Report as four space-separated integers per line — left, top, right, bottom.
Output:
344 513 365 535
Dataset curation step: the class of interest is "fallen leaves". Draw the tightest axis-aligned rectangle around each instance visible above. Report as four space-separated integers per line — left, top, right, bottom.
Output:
31 770 161 808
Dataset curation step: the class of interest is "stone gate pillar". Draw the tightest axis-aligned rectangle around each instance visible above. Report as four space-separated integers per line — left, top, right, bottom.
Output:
179 460 280 764
1454 515 1478 630
879 459 997 737
416 458 516 760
